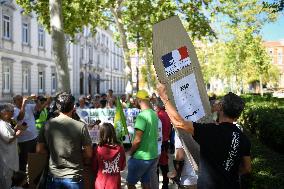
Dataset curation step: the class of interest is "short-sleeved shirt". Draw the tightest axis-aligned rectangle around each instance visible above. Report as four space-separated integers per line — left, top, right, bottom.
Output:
133 109 158 160
175 133 198 186
38 114 92 178
13 104 37 142
0 120 19 171
193 122 251 189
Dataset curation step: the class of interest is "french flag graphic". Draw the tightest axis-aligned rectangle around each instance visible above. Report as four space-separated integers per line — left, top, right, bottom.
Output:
161 46 191 76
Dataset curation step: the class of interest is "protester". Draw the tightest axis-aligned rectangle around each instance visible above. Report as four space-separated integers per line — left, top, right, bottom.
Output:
150 93 158 107
100 99 108 108
157 83 252 188
127 90 159 189
168 133 198 189
11 171 27 189
13 95 39 172
107 99 116 108
154 98 172 189
92 100 101 109
34 96 48 131
37 92 93 189
101 93 107 100
77 96 88 109
107 89 116 102
92 123 126 189
120 94 128 108
86 94 93 107
0 103 24 189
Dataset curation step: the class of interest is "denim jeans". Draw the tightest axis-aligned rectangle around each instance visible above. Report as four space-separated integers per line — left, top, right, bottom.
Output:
127 157 157 185
46 175 84 189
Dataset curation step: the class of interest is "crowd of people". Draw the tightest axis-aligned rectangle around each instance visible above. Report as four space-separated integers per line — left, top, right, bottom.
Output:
0 85 251 189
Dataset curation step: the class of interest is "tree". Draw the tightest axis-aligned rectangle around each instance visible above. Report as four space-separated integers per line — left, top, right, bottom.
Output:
263 0 284 12
196 0 280 94
17 0 104 91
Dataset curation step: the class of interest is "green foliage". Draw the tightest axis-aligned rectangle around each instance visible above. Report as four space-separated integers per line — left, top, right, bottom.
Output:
247 130 284 188
16 0 105 38
239 94 284 153
196 0 280 93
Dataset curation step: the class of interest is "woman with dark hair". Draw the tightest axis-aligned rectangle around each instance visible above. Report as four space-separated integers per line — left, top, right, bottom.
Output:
92 123 126 189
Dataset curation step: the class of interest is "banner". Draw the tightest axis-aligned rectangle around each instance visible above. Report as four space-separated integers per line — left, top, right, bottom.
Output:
76 108 140 143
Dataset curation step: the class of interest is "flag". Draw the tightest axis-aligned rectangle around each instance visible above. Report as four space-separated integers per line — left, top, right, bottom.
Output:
114 97 128 142
161 46 191 77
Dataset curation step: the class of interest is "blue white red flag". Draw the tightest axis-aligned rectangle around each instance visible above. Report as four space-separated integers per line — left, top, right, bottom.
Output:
161 46 191 76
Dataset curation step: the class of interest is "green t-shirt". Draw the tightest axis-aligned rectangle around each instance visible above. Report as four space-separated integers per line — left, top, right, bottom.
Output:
133 109 158 160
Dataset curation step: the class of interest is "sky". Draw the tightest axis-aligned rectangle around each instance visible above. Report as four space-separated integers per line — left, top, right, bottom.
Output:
261 13 284 41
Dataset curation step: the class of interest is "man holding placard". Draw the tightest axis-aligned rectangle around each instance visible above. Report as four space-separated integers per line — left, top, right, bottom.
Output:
157 83 251 189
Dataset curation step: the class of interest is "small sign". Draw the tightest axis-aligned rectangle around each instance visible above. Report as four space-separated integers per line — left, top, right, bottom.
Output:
171 73 205 122
161 46 191 76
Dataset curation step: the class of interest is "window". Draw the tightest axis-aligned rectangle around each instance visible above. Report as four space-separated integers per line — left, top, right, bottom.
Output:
269 48 273 55
115 54 119 69
3 65 11 93
51 69 57 93
38 27 44 48
3 15 11 39
88 45 92 61
80 45 84 60
102 34 105 45
38 70 45 93
22 67 30 93
22 23 29 44
97 54 100 65
278 52 283 65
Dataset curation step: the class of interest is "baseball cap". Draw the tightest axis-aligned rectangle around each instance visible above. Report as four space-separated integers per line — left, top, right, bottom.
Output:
136 90 150 100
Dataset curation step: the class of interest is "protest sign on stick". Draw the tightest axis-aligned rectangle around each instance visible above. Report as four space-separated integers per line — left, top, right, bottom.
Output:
153 16 213 169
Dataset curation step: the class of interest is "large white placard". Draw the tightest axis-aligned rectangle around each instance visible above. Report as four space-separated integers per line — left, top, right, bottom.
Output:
171 73 205 122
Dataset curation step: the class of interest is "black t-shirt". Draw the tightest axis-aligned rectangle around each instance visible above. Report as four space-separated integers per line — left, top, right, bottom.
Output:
193 122 251 189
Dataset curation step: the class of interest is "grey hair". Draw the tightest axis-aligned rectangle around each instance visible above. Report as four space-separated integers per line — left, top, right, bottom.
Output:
0 103 15 113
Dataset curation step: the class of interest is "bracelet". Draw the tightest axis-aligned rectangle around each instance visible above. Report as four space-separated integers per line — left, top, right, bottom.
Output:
164 98 170 106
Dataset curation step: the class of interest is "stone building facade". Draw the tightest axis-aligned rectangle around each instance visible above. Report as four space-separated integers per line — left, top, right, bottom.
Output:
0 0 126 101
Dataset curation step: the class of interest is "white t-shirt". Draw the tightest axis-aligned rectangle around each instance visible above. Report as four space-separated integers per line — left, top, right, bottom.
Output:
175 133 198 186
0 120 19 171
13 104 37 142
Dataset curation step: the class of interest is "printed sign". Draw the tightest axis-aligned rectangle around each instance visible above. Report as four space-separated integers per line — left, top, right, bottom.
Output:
161 46 191 76
171 73 205 122
77 108 140 143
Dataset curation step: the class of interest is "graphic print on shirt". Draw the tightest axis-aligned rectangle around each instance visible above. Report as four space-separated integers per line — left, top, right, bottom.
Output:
102 153 121 174
223 132 240 171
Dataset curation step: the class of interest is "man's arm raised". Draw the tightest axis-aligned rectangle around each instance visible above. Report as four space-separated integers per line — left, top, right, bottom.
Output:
157 83 194 135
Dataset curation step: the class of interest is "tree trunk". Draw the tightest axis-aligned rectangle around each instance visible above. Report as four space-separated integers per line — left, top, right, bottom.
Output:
144 41 151 91
49 0 70 92
259 75 263 96
110 8 133 93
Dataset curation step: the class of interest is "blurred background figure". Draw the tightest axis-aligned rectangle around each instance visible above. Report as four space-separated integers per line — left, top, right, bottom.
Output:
13 95 38 172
